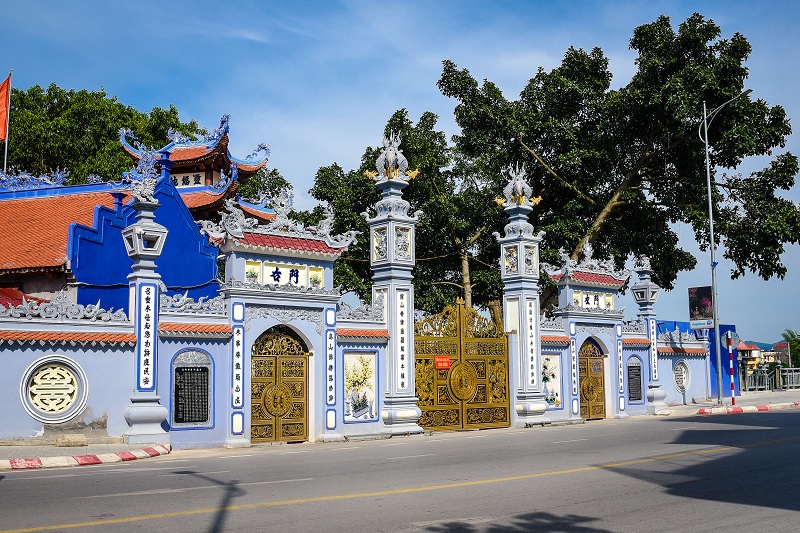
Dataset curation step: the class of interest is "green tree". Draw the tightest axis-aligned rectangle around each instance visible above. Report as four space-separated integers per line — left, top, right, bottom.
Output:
437 13 799 308
3 83 203 182
310 109 506 316
237 166 293 202
781 329 800 367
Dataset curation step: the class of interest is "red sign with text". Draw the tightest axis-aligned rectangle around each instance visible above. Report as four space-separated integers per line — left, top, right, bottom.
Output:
434 356 451 370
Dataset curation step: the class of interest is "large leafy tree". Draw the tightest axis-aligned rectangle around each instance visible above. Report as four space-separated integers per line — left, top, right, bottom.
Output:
438 13 799 307
3 83 203 182
310 109 506 315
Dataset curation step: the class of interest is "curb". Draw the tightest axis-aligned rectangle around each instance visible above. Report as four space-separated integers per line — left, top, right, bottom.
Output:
0 444 170 471
697 401 800 415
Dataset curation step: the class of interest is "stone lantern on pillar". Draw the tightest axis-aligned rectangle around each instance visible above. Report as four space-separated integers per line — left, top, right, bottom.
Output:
362 132 423 436
492 164 549 426
121 149 170 444
631 256 666 413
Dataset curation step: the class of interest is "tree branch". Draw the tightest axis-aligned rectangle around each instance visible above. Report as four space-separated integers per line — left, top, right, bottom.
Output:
519 136 595 205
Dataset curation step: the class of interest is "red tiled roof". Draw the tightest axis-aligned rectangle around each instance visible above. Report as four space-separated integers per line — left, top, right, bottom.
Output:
658 347 707 355
240 204 276 222
236 233 345 256
159 322 232 336
737 340 760 351
623 337 651 346
237 160 268 173
541 335 570 345
0 331 136 345
180 188 229 209
0 288 48 307
337 328 389 338
551 271 627 288
0 192 122 273
167 145 214 162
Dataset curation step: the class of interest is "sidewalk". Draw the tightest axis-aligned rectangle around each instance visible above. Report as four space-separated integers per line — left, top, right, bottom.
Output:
656 388 800 416
0 440 170 471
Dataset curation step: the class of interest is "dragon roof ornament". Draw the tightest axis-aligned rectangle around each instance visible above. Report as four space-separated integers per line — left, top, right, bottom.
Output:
541 242 630 284
0 168 70 191
494 164 541 208
114 146 160 204
205 114 230 141
365 131 419 183
198 189 358 248
658 327 701 344
122 116 269 166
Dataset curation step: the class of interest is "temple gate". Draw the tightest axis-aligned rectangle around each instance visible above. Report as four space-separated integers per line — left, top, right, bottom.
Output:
414 299 510 430
250 328 310 443
578 339 606 420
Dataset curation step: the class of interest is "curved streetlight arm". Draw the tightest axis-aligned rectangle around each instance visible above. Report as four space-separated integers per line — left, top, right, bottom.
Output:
698 89 753 143
697 87 751 405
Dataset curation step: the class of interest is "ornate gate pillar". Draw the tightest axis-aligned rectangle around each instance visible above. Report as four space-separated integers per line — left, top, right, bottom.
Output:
363 132 423 435
121 150 170 444
493 165 550 426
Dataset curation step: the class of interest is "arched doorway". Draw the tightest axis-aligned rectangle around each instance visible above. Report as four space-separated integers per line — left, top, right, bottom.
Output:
251 325 310 443
578 338 606 420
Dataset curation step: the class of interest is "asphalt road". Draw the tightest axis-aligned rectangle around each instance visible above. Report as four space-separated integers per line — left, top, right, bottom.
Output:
2 411 799 532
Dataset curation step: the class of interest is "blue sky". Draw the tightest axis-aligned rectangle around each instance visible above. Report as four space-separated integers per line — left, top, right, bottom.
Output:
3 1 799 343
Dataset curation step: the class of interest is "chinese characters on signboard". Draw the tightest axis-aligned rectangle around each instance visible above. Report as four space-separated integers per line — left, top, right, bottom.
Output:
137 284 157 391
326 330 336 405
396 289 409 391
526 299 537 387
232 326 244 408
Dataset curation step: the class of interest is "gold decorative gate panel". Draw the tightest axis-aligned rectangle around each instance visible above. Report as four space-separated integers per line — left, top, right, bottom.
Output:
578 340 605 420
251 332 309 443
415 299 509 431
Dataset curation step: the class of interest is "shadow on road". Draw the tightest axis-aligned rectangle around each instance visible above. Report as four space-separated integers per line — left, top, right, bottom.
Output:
421 511 613 532
172 470 245 533
606 410 800 512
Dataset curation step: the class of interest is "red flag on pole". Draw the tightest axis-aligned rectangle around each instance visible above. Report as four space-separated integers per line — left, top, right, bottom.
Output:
0 74 9 141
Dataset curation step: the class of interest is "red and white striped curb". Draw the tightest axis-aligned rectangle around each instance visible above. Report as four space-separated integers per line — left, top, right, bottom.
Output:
698 401 800 415
0 444 170 471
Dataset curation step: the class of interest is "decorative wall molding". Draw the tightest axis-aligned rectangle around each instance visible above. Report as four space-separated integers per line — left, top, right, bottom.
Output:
160 293 226 315
622 319 646 333
0 291 128 322
576 323 615 338
658 327 700 344
337 293 385 322
244 305 323 334
552 303 624 317
539 315 563 330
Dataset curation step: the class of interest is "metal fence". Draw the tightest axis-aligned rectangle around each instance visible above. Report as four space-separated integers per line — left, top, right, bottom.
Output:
741 366 800 391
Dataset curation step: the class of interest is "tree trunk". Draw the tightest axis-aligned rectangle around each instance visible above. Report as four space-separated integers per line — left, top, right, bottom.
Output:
488 299 503 331
460 252 472 308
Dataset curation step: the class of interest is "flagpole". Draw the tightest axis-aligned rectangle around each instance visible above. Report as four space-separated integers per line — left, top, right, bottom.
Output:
3 70 10 174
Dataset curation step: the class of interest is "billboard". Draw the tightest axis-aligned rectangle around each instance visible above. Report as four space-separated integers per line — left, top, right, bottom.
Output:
688 285 713 330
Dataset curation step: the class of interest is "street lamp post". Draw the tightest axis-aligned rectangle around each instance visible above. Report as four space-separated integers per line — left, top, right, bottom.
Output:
699 88 752 405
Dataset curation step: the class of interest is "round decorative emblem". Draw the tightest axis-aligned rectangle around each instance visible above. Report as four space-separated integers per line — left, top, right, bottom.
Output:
449 362 478 401
29 363 78 414
580 376 603 402
673 361 690 393
262 383 294 418
20 355 89 424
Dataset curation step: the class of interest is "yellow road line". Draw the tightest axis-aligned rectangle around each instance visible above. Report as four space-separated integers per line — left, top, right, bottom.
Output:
3 436 796 533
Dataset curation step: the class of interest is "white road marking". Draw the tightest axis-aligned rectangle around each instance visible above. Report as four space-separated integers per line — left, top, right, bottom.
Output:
160 470 230 477
386 454 436 460
551 438 589 444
